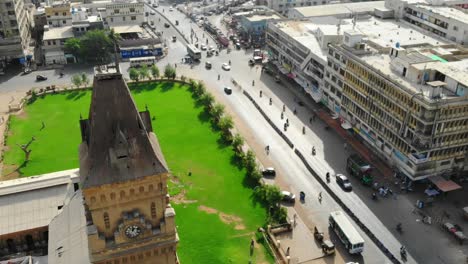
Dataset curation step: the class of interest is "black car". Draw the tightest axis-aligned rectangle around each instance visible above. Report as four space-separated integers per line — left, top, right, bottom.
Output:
336 174 352 191
224 87 232 95
262 167 276 177
36 75 47 81
164 23 170 28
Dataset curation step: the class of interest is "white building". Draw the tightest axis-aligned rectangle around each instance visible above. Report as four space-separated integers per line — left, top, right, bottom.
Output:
104 1 144 26
42 25 74 65
288 1 391 19
264 0 331 16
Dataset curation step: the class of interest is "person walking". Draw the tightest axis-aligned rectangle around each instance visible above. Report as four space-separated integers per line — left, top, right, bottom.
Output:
318 192 322 203
343 143 347 151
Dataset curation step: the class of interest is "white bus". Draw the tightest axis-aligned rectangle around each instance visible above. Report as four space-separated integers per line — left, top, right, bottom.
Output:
329 211 365 254
187 44 201 60
129 56 156 68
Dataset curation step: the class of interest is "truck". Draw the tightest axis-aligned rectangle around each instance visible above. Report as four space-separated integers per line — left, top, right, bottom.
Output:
346 154 373 186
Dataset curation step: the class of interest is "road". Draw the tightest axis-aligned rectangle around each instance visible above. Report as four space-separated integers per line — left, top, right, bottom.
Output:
0 4 466 263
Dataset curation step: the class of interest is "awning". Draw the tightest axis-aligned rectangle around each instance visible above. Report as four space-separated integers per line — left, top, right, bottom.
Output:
430 176 462 192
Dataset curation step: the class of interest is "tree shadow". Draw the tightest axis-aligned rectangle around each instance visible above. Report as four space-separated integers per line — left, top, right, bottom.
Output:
160 82 175 92
197 109 211 124
65 91 80 100
216 136 230 150
229 154 244 170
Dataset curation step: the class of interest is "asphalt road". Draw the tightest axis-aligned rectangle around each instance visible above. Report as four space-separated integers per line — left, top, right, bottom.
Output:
0 4 466 263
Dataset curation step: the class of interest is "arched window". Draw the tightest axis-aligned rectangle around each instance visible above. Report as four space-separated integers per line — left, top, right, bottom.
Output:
139 186 144 193
110 193 116 200
90 196 96 203
130 189 135 195
158 183 163 191
151 202 156 219
104 212 110 229
120 191 125 199
100 194 106 202
148 184 154 192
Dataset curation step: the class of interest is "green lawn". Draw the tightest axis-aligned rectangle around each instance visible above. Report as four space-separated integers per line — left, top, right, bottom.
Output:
3 82 273 263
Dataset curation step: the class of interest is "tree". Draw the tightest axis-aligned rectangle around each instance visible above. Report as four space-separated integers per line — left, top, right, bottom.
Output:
243 150 257 174
16 137 35 163
80 30 113 64
129 68 140 82
71 74 82 88
199 93 215 109
81 73 89 87
254 184 282 206
64 38 81 61
210 103 225 122
139 65 149 80
218 116 234 140
232 134 244 153
164 64 176 78
150 65 160 79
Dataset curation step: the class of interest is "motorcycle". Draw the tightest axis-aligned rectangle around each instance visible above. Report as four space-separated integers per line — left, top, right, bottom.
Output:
396 223 403 233
400 246 407 260
312 147 316 156
326 173 330 183
372 192 377 200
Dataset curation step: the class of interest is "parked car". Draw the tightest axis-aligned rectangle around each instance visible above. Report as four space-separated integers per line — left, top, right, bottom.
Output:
281 191 296 203
221 63 231 71
262 167 276 177
224 86 232 95
152 3 158 7
164 23 170 28
172 36 177 42
150 11 156 15
36 75 47 81
336 174 352 191
169 7 173 11
205 61 212 69
200 44 207 50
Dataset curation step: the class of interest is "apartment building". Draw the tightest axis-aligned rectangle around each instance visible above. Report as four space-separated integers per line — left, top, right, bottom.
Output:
328 36 468 180
42 25 74 65
105 1 144 26
0 0 34 69
386 0 468 44
45 1 72 27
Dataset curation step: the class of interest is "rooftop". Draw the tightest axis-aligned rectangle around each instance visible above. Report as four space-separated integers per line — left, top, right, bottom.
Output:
43 26 74 40
111 24 143 34
0 169 79 236
291 1 386 18
245 13 281 22
415 5 468 24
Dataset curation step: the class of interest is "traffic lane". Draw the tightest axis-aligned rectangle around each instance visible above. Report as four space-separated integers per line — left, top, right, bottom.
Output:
222 85 388 263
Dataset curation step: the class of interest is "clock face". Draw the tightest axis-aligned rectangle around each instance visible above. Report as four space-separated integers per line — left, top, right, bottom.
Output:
125 225 142 238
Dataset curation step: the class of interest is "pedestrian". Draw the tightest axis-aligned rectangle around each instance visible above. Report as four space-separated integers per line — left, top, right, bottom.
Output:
281 112 284 119
283 104 286 112
313 112 317 121
343 143 347 151
286 247 290 256
293 213 297 226
259 90 262 97
309 117 312 123
318 192 322 203
174 63 177 68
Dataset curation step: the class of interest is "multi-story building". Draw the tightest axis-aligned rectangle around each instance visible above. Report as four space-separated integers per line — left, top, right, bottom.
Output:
0 0 34 70
264 0 331 16
45 1 72 27
386 0 468 44
328 36 468 180
105 1 144 26
234 9 281 46
42 25 74 65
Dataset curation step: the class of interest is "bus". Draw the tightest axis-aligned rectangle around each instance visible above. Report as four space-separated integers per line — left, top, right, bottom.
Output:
187 44 201 60
329 211 364 254
129 56 156 68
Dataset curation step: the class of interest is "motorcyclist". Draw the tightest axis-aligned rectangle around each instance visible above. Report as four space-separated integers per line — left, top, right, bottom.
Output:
372 192 377 200
252 80 255 86
397 223 402 232
326 172 330 183
312 146 316 155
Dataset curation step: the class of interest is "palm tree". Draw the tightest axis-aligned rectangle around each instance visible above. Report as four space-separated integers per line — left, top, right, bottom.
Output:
108 29 122 72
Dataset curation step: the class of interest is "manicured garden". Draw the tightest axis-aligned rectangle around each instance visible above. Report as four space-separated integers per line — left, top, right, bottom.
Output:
2 81 275 263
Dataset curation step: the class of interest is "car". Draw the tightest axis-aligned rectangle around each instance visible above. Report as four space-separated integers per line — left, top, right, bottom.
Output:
172 36 176 42
208 45 214 51
281 191 296 203
200 44 207 50
205 61 212 69
222 63 231 71
336 174 352 191
152 3 158 7
224 86 232 94
164 23 170 28
169 7 173 11
150 11 156 15
36 75 47 81
261 167 276 177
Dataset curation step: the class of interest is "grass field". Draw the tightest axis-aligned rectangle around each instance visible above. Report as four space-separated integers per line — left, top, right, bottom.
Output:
2 82 273 263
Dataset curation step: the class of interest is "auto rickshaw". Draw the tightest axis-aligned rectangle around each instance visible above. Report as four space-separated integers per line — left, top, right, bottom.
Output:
275 75 281 83
321 240 335 255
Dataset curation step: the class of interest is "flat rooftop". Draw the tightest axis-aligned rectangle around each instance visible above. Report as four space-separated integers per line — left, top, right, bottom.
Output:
273 20 328 61
415 5 468 24
43 26 74 40
246 13 281 22
111 24 143 34
0 169 79 236
291 1 386 18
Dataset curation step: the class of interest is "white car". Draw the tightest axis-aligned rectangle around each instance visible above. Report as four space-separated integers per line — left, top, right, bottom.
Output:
150 11 156 15
224 86 232 94
200 44 207 50
169 7 173 11
281 191 296 203
221 63 231 71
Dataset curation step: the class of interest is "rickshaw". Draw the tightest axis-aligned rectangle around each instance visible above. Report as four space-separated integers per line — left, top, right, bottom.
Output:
321 240 335 255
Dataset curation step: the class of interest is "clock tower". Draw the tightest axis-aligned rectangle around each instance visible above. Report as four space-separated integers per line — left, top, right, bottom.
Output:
78 66 179 264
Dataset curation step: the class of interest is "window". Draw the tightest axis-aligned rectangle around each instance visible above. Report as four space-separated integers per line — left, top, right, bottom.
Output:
130 188 135 195
149 184 154 192
131 16 136 21
110 193 116 200
120 190 125 199
104 213 110 229
114 9 120 14
139 186 144 193
55 12 58 16
100 194 106 202
62 20 66 24
110 18 113 22
63 12 66 16
453 26 458 31
123 16 126 21
130 8 135 12
151 202 156 218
